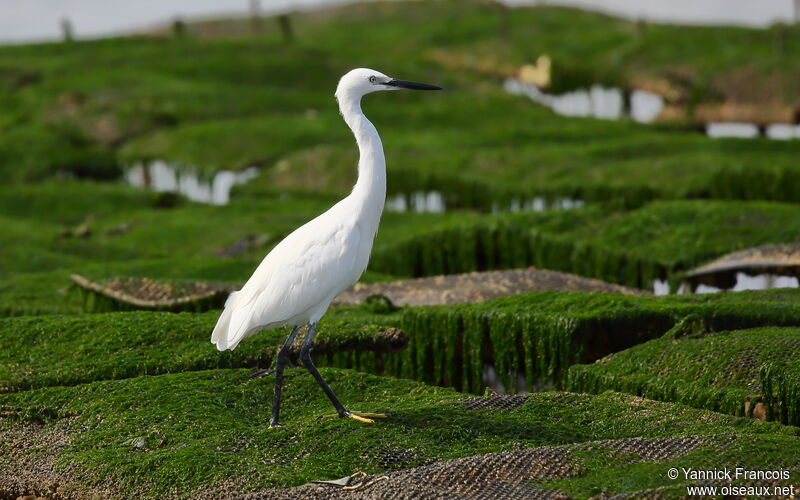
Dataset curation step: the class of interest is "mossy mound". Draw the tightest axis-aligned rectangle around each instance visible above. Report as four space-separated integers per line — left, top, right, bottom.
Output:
0 180 449 317
6 289 800 397
249 434 798 499
371 200 800 290
69 274 238 312
0 263 254 318
3 181 799 317
387 289 800 394
1 369 796 499
72 267 645 316
0 308 403 392
567 322 800 426
334 268 647 308
0 181 339 279
4 3 800 207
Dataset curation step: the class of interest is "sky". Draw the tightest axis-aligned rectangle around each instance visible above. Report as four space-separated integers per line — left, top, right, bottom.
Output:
505 0 795 27
0 0 796 43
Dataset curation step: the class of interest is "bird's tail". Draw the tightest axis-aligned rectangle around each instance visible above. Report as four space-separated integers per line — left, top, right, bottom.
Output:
211 291 241 351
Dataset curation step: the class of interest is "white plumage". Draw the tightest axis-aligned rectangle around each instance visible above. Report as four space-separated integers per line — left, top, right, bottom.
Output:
211 68 396 351
211 199 369 351
210 68 440 426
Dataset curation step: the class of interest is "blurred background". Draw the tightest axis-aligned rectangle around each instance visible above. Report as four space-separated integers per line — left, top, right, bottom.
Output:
1 0 798 43
1 0 800 316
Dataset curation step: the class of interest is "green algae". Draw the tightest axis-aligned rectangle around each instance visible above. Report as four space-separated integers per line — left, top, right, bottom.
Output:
761 361 800 427
370 200 800 289
1 369 796 498
0 307 402 392
0 180 451 317
567 322 800 425
541 433 799 499
6 290 800 398
387 289 800 395
3 2 800 206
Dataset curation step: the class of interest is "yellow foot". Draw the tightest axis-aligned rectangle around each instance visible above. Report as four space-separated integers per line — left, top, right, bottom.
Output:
321 411 390 423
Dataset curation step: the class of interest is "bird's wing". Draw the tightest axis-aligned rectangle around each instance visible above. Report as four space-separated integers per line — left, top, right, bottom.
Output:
213 214 361 350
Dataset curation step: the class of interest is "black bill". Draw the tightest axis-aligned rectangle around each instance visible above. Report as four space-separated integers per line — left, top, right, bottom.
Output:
385 79 443 90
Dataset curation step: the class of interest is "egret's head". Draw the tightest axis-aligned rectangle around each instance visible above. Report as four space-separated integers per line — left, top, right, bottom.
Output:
335 68 442 102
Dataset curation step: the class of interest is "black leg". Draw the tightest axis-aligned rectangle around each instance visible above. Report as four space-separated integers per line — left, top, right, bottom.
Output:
269 325 301 428
299 322 349 417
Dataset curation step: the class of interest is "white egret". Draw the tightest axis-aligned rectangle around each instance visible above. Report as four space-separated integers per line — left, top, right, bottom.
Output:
211 68 441 427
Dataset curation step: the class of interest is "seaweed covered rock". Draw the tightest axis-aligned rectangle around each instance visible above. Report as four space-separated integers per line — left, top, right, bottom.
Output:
1 369 797 499
6 289 800 396
68 267 647 314
243 434 798 499
0 309 405 392
388 289 800 394
333 268 647 307
3 182 799 318
567 323 800 426
70 274 238 312
370 200 800 290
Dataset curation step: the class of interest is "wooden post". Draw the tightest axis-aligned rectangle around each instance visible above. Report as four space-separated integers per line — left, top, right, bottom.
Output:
636 18 648 37
250 0 262 33
497 2 510 40
795 0 800 24
775 22 786 54
172 17 186 38
277 14 293 44
61 17 73 42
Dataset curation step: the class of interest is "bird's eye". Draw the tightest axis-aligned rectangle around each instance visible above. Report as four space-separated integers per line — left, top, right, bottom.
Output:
369 76 377 84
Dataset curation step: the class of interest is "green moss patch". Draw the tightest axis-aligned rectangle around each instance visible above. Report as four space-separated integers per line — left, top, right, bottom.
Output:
0 180 463 317
3 183 799 317
371 200 800 289
247 433 799 498
0 308 402 392
566 321 800 425
1 369 796 498
6 289 800 397
387 289 800 394
0 262 257 318
762 361 800 429
69 274 236 313
3 2 800 206
540 432 799 499
0 181 337 278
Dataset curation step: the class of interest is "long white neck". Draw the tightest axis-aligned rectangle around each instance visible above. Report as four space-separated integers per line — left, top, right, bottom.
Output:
338 95 386 227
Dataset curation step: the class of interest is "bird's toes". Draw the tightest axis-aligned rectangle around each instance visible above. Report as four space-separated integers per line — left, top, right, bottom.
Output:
347 413 375 424
350 411 390 419
320 411 372 423
320 411 389 423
